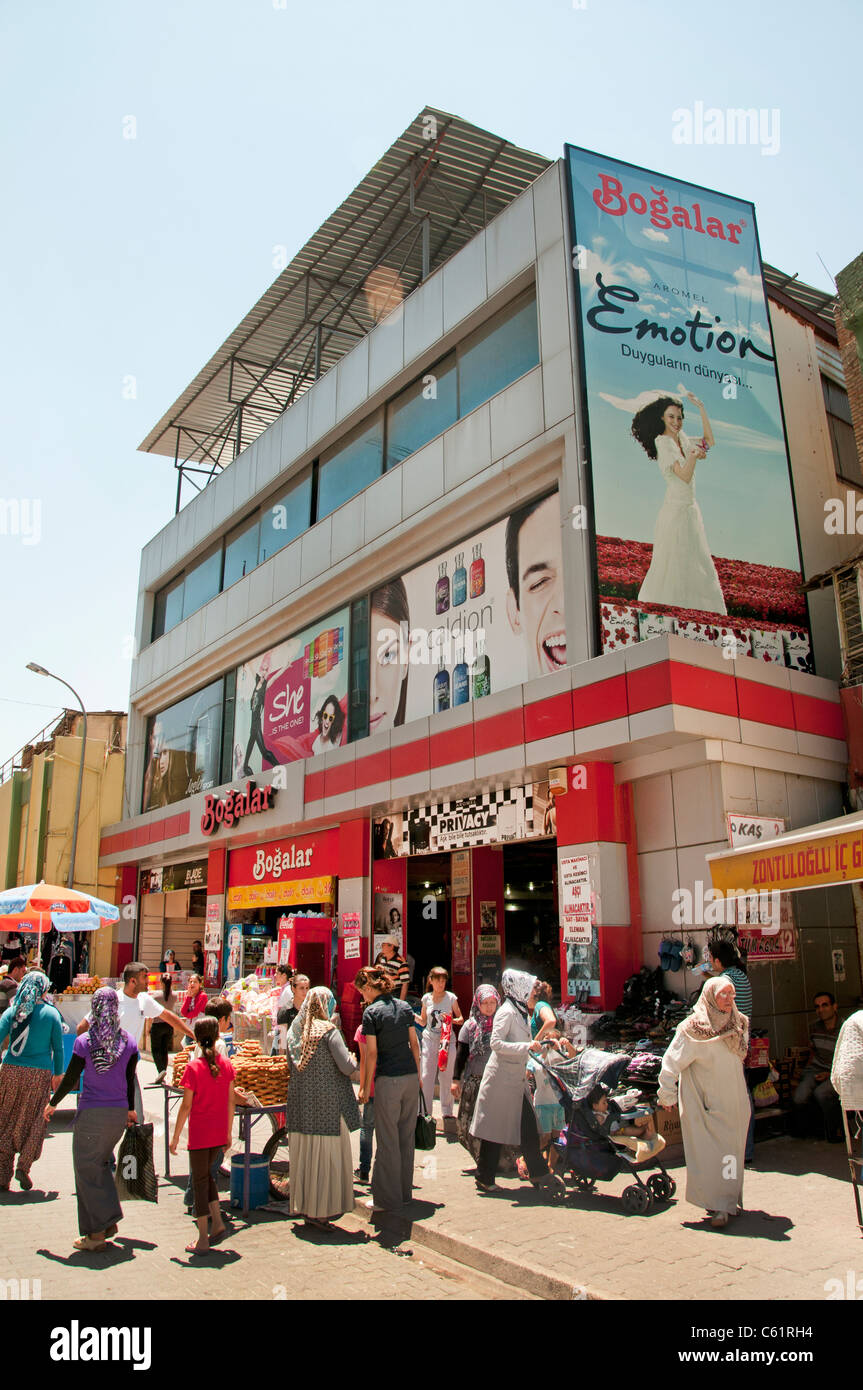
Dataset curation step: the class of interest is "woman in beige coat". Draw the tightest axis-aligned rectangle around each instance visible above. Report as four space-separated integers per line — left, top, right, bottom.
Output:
469 969 559 1194
657 975 749 1229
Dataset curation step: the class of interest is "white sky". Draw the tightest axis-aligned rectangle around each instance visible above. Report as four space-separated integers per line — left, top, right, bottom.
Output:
1 0 860 761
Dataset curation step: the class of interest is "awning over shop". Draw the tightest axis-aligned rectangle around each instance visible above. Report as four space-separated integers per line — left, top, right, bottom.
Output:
707 811 863 895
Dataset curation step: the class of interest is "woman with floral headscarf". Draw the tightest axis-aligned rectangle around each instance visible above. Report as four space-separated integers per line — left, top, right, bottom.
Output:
284 986 361 1229
0 970 64 1192
45 985 139 1250
469 969 561 1194
657 975 750 1229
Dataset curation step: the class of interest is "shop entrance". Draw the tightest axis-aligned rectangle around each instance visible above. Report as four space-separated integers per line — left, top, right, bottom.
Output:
502 840 559 997
406 853 451 998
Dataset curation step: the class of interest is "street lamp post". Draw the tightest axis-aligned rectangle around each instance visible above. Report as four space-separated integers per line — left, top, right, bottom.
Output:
26 663 88 890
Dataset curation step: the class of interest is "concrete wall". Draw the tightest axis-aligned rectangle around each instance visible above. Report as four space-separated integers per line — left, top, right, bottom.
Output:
123 164 588 818
632 754 859 1054
0 726 127 976
770 300 859 680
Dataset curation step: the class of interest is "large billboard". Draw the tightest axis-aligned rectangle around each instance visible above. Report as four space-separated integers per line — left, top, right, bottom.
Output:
232 607 350 776
369 491 564 730
142 679 224 811
565 147 811 670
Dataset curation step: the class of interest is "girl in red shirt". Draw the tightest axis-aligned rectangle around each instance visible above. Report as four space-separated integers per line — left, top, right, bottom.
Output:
171 1016 236 1255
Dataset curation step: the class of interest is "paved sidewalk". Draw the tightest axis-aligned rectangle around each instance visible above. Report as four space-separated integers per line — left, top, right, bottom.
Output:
5 1057 858 1302
0 1061 503 1303
356 1123 862 1301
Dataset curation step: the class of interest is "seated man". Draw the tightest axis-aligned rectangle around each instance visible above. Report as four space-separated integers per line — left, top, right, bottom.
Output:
831 1009 863 1142
793 991 843 1141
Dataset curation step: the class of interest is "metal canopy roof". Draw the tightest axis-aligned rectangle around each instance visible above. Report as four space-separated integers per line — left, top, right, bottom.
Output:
139 108 552 507
763 262 838 335
138 109 838 512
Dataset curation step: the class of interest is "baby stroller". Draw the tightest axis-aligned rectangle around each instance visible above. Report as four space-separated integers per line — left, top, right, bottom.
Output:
535 1047 676 1215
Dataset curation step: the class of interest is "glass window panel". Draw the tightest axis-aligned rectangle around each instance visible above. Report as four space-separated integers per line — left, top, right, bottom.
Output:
152 575 184 642
223 515 260 588
142 678 224 811
348 596 369 743
220 668 237 783
182 546 222 621
458 291 539 418
385 355 457 469
831 415 863 487
822 378 863 487
316 412 383 520
259 473 312 563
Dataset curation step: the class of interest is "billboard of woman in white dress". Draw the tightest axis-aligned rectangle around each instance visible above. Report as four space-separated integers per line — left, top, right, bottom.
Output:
632 389 725 614
566 145 811 670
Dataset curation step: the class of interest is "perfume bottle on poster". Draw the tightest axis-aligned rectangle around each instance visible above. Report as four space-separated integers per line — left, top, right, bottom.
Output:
433 651 451 712
470 543 485 598
452 552 467 607
471 633 491 699
435 561 450 615
452 640 470 705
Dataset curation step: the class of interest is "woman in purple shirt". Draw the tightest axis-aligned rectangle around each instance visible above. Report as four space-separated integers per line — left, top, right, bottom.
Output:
45 987 139 1251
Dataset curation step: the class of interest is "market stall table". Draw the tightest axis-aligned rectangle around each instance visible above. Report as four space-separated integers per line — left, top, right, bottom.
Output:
159 1084 285 1214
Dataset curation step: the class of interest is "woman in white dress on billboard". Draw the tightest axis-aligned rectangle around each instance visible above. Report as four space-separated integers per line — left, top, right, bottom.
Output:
632 390 726 615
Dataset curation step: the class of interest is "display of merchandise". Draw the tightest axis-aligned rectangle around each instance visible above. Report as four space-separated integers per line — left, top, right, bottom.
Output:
172 1048 191 1087
60 975 104 996
433 652 451 712
452 552 467 607
470 543 485 598
46 937 76 995
227 974 280 1019
232 1041 289 1104
435 561 450 615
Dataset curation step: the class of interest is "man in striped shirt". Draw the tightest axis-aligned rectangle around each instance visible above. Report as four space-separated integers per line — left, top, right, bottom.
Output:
707 941 753 1019
374 936 410 1000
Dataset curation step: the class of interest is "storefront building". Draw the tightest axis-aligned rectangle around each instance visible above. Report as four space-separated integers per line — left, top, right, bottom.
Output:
100 111 863 1053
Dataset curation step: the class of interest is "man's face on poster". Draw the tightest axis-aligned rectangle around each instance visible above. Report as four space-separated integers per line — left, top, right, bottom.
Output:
506 495 566 680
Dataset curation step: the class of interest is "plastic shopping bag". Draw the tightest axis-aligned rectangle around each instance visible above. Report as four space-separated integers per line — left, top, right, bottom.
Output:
115 1122 158 1202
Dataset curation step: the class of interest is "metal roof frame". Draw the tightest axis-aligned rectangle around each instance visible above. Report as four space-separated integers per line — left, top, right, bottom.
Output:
763 262 838 337
138 108 552 512
137 109 839 517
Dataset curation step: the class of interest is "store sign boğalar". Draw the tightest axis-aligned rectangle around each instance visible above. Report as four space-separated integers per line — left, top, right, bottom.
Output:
200 781 276 836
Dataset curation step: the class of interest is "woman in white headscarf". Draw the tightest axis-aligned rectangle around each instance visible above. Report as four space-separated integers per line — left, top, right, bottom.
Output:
657 975 750 1228
469 969 560 1194
284 986 360 1229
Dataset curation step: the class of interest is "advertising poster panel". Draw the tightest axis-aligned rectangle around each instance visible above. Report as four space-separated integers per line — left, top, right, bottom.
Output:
233 606 350 777
142 679 224 812
373 891 404 961
373 782 552 857
565 146 810 670
369 492 564 730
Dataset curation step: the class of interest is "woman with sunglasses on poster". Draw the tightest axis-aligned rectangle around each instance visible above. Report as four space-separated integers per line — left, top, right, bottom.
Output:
311 695 345 755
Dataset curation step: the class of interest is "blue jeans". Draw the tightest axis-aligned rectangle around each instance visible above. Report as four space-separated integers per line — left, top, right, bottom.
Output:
359 1100 375 1176
185 1147 224 1208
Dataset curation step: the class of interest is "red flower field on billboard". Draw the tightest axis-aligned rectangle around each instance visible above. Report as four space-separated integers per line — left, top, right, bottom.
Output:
596 536 807 626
